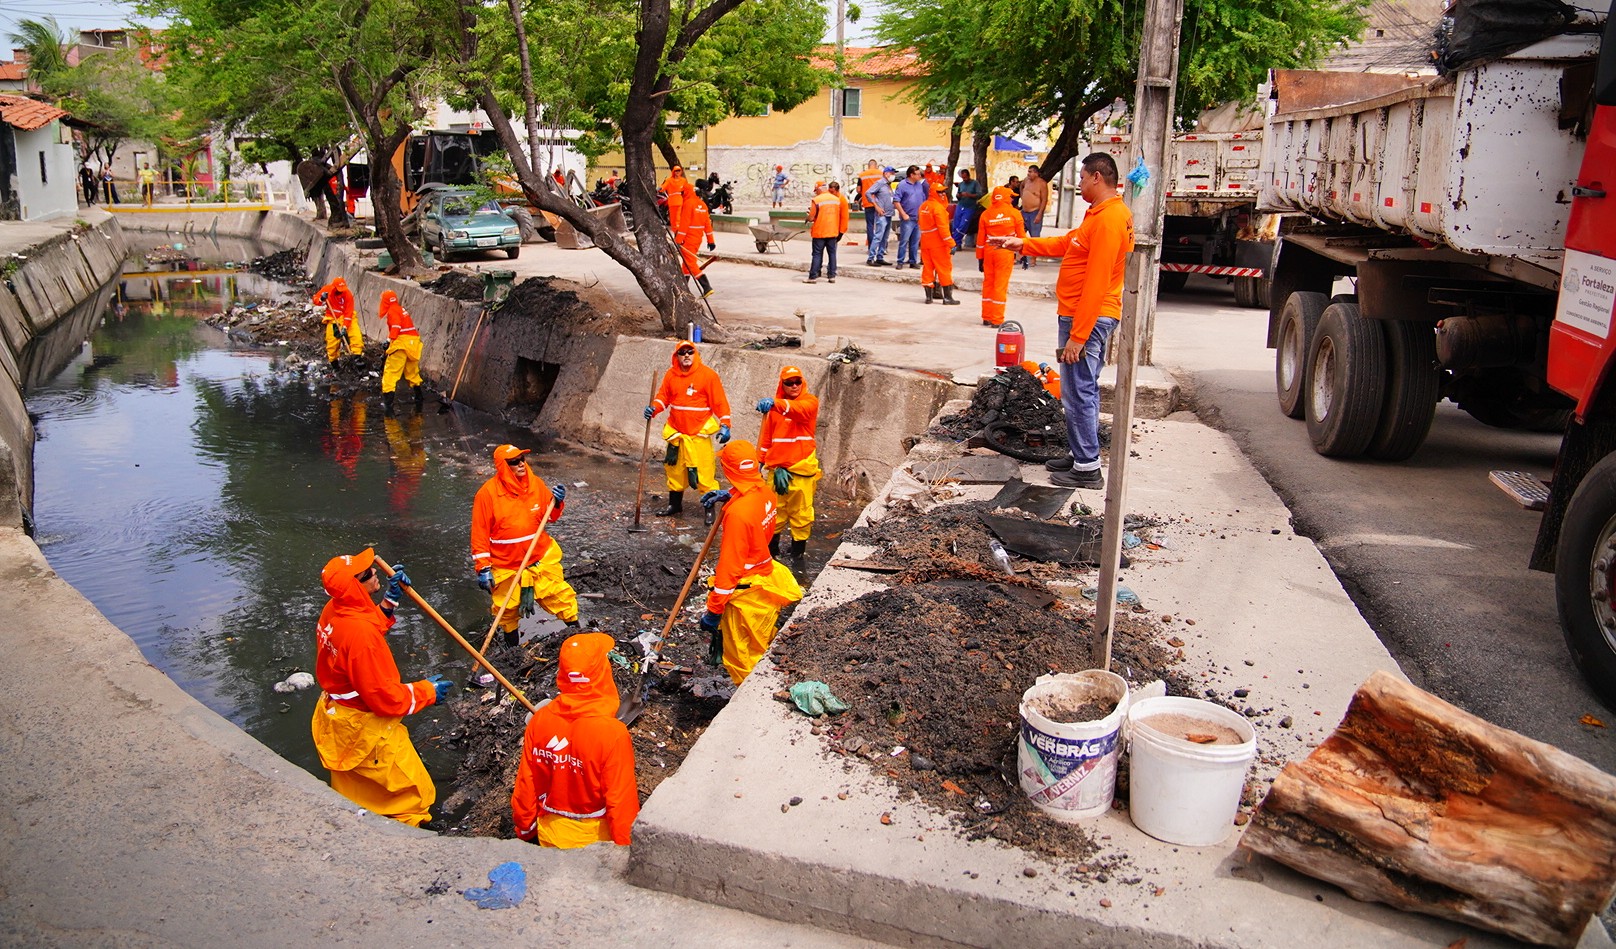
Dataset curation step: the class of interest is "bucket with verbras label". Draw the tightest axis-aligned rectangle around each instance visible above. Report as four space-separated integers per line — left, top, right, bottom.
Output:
1017 669 1130 822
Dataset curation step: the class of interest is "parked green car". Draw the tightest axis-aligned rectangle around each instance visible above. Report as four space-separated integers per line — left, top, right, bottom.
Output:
419 188 522 261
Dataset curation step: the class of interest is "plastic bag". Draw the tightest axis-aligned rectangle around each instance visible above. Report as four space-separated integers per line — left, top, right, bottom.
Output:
789 680 849 716
463 861 526 909
1081 584 1141 605
1126 156 1151 197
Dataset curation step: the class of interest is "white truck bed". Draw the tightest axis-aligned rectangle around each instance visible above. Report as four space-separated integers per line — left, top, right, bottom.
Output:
1258 35 1601 274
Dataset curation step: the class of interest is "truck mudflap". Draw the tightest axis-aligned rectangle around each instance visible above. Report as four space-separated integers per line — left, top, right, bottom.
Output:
1160 263 1264 277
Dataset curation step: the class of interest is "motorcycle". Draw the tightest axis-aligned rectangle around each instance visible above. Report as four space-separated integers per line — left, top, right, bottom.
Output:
705 175 734 214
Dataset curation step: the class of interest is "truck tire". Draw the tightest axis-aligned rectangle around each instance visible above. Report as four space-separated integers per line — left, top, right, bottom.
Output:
1305 301 1386 457
1233 276 1270 309
1556 452 1616 711
1365 321 1440 461
1275 291 1329 418
1159 271 1190 293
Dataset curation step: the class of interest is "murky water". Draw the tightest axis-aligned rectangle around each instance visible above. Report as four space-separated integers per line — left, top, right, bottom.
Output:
25 235 856 787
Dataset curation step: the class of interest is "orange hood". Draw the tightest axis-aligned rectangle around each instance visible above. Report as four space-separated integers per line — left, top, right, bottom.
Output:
990 187 1015 205
490 444 543 502
774 365 806 399
718 440 764 489
320 547 385 624
668 343 705 377
380 290 402 321
551 632 619 719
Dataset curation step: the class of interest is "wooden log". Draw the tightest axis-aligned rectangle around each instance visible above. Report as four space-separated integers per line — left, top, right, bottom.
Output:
1239 670 1616 947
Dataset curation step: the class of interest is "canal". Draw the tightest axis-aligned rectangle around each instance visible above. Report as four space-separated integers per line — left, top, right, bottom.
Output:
24 234 856 819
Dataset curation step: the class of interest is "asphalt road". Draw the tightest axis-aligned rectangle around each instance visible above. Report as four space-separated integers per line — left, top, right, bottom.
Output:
1152 276 1616 774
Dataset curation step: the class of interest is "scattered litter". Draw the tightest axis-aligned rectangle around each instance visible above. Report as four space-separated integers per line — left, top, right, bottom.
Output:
989 478 1073 520
788 681 849 716
473 673 496 686
634 630 662 657
1122 531 1142 549
1081 584 1141 605
572 480 588 487
690 675 736 700
983 513 1103 564
1581 715 1606 728
608 650 631 670
272 671 316 693
463 861 526 909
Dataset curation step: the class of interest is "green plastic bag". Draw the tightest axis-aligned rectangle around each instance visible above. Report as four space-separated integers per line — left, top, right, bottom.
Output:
789 680 849 716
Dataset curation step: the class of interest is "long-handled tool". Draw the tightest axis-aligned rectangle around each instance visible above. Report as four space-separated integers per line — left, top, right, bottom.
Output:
477 497 557 658
629 369 657 533
617 513 723 725
374 556 538 713
439 302 490 414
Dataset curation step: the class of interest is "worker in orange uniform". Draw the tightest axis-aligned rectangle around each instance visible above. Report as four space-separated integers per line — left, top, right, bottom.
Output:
678 188 717 299
997 152 1134 490
378 289 424 412
919 181 960 305
803 181 848 283
756 365 820 567
660 165 694 234
311 547 452 828
975 186 1025 326
471 445 579 651
923 162 946 195
314 276 362 367
512 632 639 848
697 442 805 684
645 341 732 523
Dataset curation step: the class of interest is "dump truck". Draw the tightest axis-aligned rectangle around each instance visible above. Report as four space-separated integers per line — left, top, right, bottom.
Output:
1093 115 1278 307
1257 0 1616 705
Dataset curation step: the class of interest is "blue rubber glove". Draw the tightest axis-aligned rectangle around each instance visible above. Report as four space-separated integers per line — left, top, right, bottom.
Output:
717 424 732 445
476 566 493 592
699 489 731 510
700 611 724 667
551 483 567 503
463 861 526 910
643 405 656 421
755 398 774 414
772 468 792 493
699 611 722 635
385 564 410 603
426 674 453 703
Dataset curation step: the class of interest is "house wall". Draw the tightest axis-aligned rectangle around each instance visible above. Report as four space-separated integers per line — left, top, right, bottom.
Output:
14 125 77 221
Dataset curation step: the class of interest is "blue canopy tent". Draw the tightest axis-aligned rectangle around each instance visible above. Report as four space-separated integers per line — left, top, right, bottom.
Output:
993 134 1034 152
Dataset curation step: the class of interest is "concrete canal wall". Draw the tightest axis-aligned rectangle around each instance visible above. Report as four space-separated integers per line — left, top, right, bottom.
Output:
0 215 127 529
120 209 961 498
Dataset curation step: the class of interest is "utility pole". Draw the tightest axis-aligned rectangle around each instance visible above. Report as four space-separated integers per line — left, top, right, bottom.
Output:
830 0 846 182
1097 0 1183 669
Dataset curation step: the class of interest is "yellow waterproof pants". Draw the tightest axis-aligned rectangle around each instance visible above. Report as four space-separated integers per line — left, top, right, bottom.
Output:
490 539 578 632
771 453 822 543
720 560 804 685
536 813 614 849
324 320 363 361
311 694 435 827
381 334 423 393
663 418 720 493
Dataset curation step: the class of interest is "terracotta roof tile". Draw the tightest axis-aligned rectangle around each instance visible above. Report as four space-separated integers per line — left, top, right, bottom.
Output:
0 94 68 131
0 63 26 81
809 45 925 79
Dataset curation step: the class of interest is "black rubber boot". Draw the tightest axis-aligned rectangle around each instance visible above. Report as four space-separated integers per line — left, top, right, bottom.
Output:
924 284 935 305
501 629 519 650
769 533 782 558
790 538 807 563
696 275 714 298
413 384 424 407
657 491 683 517
382 390 396 414
563 619 580 629
941 285 961 306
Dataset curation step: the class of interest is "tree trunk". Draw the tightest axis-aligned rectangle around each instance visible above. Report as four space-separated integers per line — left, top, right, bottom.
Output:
1240 670 1616 948
653 130 682 175
971 129 991 189
943 107 970 183
1042 98 1114 184
369 125 422 273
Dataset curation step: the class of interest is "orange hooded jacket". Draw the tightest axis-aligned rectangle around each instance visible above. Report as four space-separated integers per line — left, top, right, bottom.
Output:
976 187 1025 259
758 366 818 470
661 169 694 232
653 345 731 436
314 548 436 717
471 446 565 572
1021 194 1135 343
512 632 640 845
918 185 954 252
706 441 777 613
380 290 418 341
314 277 356 327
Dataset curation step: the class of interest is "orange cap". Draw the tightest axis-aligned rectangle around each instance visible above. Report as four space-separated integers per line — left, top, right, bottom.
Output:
780 365 803 382
322 547 375 584
493 444 530 464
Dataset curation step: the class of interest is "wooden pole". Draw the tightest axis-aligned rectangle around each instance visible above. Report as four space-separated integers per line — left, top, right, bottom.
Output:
1096 0 1183 669
373 556 538 713
630 369 658 531
478 497 557 656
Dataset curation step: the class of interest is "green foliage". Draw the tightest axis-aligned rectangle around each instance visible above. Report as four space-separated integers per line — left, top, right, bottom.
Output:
877 0 1367 135
55 47 174 163
7 18 70 88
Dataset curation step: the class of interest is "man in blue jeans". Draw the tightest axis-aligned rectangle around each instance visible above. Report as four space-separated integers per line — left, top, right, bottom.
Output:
893 166 928 271
997 153 1134 490
864 166 896 266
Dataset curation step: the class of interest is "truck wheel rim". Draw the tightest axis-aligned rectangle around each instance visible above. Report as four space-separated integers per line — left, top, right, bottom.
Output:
1594 513 1616 653
1279 320 1300 391
1311 338 1337 421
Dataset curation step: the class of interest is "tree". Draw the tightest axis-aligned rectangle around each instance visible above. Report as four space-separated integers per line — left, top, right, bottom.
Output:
877 0 1367 177
10 19 172 165
452 0 826 333
8 17 70 91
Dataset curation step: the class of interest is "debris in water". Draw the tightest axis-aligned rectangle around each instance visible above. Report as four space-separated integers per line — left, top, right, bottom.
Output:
272 671 316 692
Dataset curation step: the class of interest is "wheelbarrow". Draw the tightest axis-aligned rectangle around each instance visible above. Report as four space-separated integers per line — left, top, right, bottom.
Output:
748 220 809 254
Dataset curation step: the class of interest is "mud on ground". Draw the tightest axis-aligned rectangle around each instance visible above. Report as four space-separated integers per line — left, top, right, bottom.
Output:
772 500 1195 874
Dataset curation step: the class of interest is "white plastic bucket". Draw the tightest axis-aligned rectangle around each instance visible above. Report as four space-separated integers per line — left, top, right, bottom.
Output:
1017 670 1129 822
1126 696 1258 846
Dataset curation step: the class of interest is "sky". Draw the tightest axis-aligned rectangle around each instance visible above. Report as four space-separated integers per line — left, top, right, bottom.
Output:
0 0 876 54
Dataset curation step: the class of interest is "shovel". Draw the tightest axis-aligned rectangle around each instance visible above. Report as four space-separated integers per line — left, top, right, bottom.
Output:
629 369 657 533
373 556 538 713
617 512 722 726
